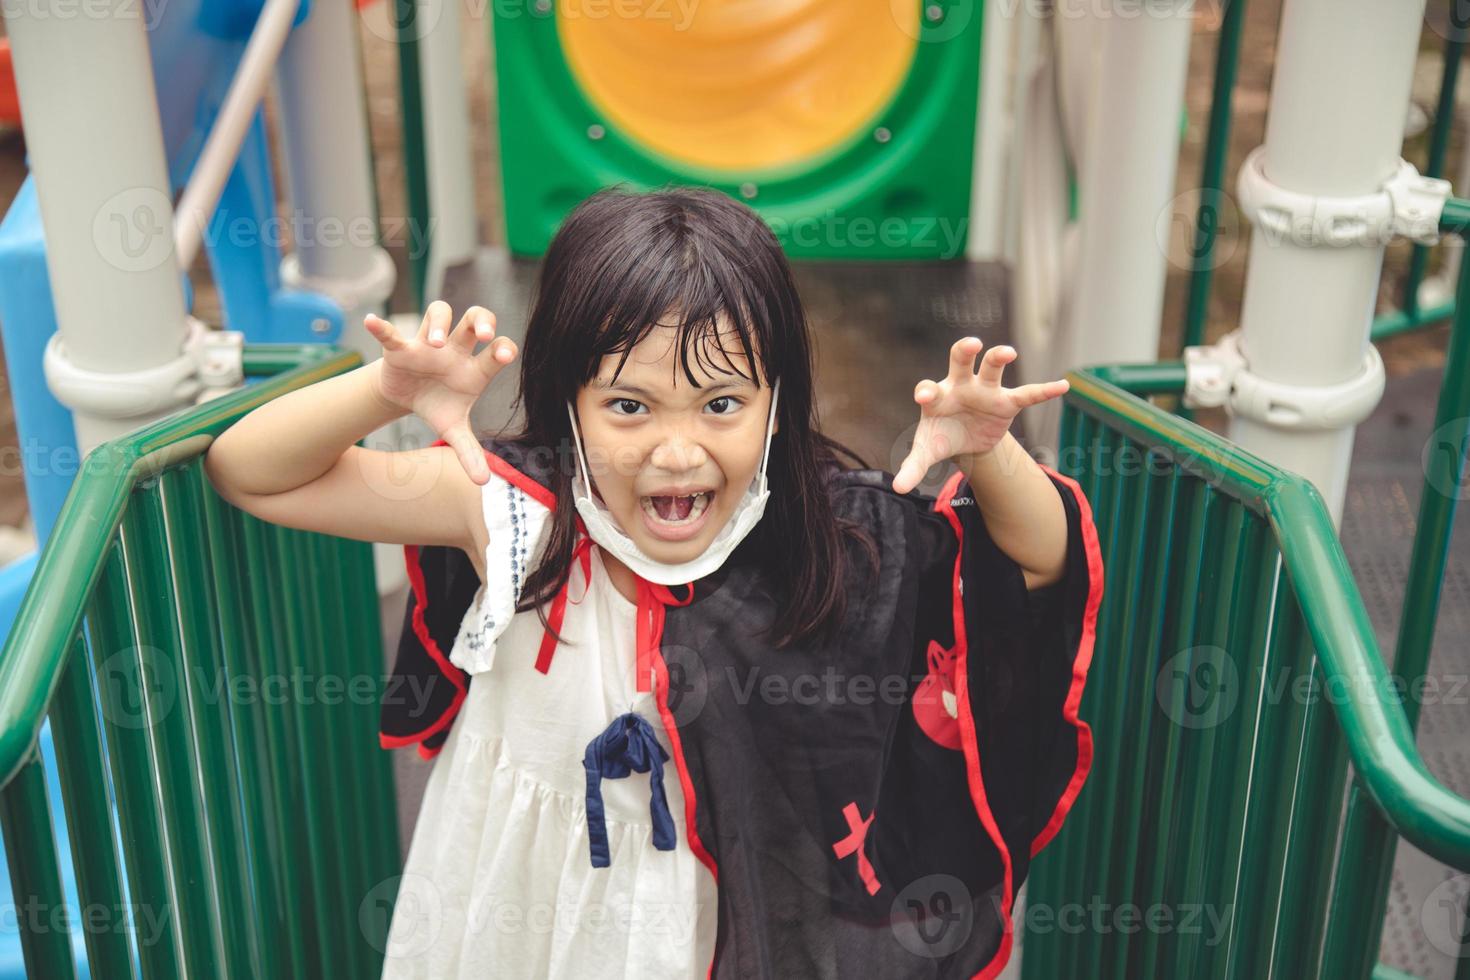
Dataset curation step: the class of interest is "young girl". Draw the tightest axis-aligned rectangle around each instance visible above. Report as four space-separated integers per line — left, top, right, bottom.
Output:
204 185 1102 979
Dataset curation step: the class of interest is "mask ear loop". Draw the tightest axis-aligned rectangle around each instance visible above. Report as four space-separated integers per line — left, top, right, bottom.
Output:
566 402 596 494
564 402 598 603
758 378 781 483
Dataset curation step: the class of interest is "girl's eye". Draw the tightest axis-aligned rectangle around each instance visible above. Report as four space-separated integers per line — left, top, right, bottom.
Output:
706 396 741 415
609 399 646 416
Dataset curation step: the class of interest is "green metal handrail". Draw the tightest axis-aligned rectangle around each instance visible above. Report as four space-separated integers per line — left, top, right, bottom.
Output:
0 344 358 785
1023 353 1470 977
0 344 400 979
1076 364 1470 866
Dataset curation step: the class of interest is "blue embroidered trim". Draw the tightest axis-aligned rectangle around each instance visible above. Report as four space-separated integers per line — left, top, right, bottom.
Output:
463 483 531 657
507 480 528 602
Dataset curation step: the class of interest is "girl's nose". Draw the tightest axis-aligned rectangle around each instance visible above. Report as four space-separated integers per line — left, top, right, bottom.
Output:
649 431 709 472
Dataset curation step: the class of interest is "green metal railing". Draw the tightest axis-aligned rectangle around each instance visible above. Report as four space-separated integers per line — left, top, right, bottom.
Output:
1022 361 1469 978
1380 12 1469 345
1023 196 1470 979
0 345 400 979
1022 365 1470 977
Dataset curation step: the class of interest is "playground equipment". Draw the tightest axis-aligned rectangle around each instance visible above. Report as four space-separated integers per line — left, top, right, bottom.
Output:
487 0 983 259
0 348 398 978
1 0 1470 976
1027 205 1470 974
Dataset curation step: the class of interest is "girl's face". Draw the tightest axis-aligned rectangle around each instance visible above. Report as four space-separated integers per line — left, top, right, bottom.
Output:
573 315 777 565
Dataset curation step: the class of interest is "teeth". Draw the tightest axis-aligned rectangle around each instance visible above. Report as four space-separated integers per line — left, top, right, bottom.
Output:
642 491 712 525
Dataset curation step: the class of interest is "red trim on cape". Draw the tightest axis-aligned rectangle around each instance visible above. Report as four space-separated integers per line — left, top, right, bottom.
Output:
647 578 720 980
1028 462 1103 857
384 442 562 754
425 436 557 511
536 523 592 676
380 542 468 755
932 469 1016 980
482 446 557 511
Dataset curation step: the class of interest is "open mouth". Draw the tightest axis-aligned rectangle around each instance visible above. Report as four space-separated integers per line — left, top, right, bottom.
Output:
640 490 714 526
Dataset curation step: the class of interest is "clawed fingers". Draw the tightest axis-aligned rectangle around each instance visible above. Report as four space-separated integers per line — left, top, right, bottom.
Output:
977 344 1015 386
944 337 1018 388
364 313 406 351
946 336 983 383
474 334 518 375
450 306 496 351
419 300 453 346
892 448 932 495
1010 378 1071 408
444 424 490 485
394 302 500 353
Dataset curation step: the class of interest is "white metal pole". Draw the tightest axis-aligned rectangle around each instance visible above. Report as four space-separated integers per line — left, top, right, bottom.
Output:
967 0 1018 261
275 0 395 362
1059 0 1194 368
1001 5 1044 267
1025 0 1192 457
276 0 405 597
1227 0 1425 525
3 0 199 452
419 0 478 301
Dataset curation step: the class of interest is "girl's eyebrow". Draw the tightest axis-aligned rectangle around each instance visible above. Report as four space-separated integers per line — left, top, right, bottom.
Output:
593 379 754 400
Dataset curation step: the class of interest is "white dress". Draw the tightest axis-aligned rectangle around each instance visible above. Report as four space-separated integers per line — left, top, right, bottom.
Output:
380 471 719 979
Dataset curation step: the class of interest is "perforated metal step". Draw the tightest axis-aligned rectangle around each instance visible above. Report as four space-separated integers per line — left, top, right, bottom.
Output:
1342 361 1470 978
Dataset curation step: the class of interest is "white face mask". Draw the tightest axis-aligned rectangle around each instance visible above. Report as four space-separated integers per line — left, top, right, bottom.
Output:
565 378 780 586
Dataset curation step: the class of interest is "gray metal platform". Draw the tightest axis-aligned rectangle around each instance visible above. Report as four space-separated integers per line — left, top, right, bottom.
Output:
380 246 1467 975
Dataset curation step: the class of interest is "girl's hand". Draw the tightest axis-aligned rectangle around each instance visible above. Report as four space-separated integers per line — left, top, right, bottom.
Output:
892 337 1069 495
363 302 518 485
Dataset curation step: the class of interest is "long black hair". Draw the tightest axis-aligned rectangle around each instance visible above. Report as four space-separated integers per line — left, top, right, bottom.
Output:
503 183 877 649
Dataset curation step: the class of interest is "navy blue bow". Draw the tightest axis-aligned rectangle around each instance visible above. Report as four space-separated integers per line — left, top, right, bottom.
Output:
583 711 677 867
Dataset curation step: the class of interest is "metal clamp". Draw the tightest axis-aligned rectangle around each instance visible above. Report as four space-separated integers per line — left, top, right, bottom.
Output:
1183 329 1385 430
1236 145 1451 248
44 316 244 420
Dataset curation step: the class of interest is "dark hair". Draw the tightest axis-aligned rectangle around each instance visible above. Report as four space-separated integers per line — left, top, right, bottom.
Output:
501 183 877 649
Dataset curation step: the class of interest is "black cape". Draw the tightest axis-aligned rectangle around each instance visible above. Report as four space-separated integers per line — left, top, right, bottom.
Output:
380 437 1103 979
